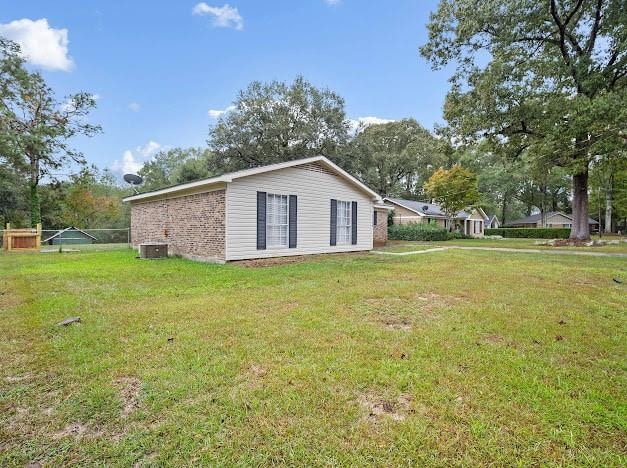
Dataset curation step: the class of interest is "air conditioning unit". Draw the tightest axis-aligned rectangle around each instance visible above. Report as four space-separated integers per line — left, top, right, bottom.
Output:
139 243 168 259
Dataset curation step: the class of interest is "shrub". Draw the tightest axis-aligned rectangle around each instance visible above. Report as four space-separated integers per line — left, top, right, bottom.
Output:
388 223 465 241
485 228 570 239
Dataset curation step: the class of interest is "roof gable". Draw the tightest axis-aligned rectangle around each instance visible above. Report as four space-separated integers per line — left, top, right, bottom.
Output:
42 226 97 243
123 156 382 203
384 197 483 220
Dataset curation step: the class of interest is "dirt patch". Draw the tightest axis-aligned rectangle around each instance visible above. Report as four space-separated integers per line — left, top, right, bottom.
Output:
248 364 267 378
358 391 414 422
380 316 412 331
413 292 460 312
480 334 505 345
114 377 142 417
4 373 34 383
364 293 459 331
54 422 102 439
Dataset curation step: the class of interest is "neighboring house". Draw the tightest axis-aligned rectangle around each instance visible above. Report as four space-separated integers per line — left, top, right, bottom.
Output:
124 156 392 263
43 226 97 245
484 215 500 229
383 198 487 237
507 211 599 229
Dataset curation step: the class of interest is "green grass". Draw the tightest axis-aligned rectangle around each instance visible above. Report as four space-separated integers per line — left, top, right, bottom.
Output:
378 237 627 253
1 249 626 466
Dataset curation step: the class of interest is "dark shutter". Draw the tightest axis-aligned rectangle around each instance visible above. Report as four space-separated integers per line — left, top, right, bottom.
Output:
256 192 266 250
373 210 378 225
351 201 358 245
330 199 337 246
289 195 297 248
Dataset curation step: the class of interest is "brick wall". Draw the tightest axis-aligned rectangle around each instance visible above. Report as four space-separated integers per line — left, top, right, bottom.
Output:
373 208 388 247
131 189 226 262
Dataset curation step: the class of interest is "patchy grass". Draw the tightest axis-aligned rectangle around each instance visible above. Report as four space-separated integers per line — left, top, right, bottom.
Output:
378 238 627 253
0 249 625 466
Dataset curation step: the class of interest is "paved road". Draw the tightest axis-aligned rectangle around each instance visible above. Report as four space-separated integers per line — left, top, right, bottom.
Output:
372 246 627 258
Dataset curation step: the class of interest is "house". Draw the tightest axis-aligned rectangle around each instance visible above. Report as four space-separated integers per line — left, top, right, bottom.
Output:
42 226 97 245
484 215 500 229
123 156 392 263
507 211 599 229
384 198 487 237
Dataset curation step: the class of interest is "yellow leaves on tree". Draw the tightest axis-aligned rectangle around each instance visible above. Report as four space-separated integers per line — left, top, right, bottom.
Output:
424 165 480 222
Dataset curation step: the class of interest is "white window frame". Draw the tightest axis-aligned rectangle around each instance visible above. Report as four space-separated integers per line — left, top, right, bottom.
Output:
266 193 289 248
337 200 352 245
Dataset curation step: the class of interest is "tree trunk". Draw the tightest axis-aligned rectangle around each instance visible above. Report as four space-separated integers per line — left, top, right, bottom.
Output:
569 166 590 241
29 158 41 227
605 174 613 234
501 195 508 226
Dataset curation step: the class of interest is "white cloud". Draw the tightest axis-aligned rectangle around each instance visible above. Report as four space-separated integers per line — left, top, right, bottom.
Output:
208 105 235 119
349 116 395 134
112 141 162 174
136 140 162 158
111 150 143 175
324 0 341 5
192 3 244 30
128 102 141 112
0 18 73 71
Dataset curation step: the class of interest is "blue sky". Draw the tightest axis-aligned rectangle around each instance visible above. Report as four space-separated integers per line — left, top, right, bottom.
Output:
0 1 452 178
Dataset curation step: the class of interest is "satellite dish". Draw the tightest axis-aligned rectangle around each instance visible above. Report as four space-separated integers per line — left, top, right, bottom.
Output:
123 173 143 194
422 205 429 212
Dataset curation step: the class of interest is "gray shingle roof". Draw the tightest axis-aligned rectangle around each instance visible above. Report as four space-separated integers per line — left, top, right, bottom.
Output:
385 198 470 219
508 211 599 225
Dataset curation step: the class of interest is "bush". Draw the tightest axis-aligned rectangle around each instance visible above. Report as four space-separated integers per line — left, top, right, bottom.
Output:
485 228 570 239
388 223 465 241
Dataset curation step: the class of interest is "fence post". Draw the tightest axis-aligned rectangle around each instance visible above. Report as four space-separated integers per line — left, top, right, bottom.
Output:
36 223 41 251
127 228 130 248
6 223 10 251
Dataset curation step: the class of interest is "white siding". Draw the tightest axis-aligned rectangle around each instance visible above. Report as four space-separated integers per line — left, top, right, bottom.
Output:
226 164 374 260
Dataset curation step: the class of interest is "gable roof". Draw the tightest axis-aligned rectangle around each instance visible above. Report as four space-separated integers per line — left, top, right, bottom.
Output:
123 156 382 203
42 226 97 243
485 214 499 225
508 211 599 225
383 197 480 220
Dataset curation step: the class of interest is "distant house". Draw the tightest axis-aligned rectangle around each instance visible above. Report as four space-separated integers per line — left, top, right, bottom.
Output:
43 226 97 245
124 156 392 263
383 198 488 237
484 215 500 229
507 211 599 229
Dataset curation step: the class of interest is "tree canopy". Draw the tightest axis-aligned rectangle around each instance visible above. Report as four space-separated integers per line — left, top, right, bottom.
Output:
0 38 101 226
208 76 349 171
421 0 627 240
424 165 480 225
343 119 452 197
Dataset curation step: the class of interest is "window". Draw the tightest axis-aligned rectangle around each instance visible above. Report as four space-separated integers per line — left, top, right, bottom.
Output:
337 200 351 244
266 193 288 247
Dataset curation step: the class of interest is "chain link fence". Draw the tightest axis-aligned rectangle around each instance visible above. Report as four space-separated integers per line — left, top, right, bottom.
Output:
39 228 131 252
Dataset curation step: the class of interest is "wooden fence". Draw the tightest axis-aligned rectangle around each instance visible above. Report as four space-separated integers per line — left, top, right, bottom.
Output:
2 223 41 252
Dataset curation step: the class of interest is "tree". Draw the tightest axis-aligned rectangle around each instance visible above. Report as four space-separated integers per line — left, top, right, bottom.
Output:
421 0 627 240
208 76 349 170
458 143 528 224
0 38 101 226
61 167 120 228
424 165 480 229
138 147 220 191
343 119 449 197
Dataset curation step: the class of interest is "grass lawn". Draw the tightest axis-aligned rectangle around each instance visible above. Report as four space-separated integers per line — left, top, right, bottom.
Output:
1 249 626 465
378 237 627 254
